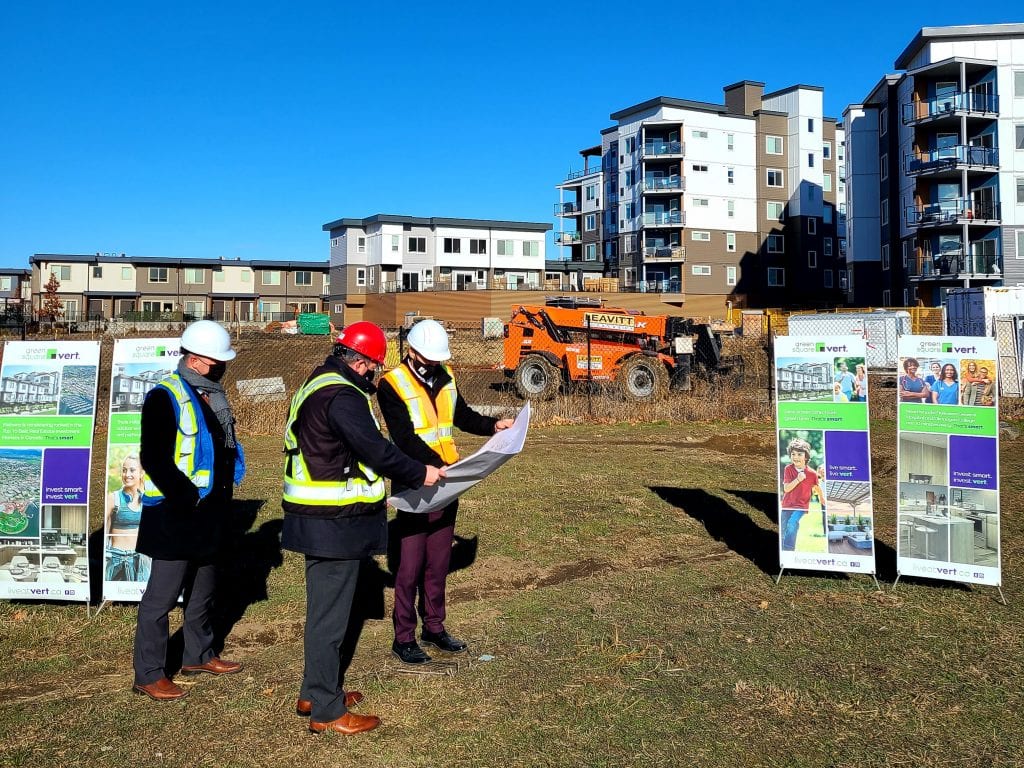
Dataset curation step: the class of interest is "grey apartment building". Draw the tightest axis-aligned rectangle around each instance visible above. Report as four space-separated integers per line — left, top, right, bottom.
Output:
844 23 1024 306
29 254 329 322
555 81 847 312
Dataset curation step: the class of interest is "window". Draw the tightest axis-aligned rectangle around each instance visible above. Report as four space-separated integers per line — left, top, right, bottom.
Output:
184 268 203 284
767 234 784 253
624 170 636 186
585 213 597 231
295 271 312 286
334 303 344 313
584 243 597 261
262 270 281 285
1017 176 1024 204
470 239 487 254
523 241 539 257
1016 71 1024 98
1017 230 1024 258
768 267 785 286
823 205 833 224
330 237 341 248
692 198 709 208
726 232 736 252
149 267 168 283
903 241 910 268
691 164 708 173
881 200 889 226
92 266 103 278
122 266 132 280
214 270 225 283
766 136 783 154
324 273 330 288
823 141 832 160
0 276 11 292
356 268 366 286
824 238 833 256
727 133 734 151
691 129 708 138
880 154 888 180
808 218 816 235
443 237 461 253
298 302 318 313
727 167 735 184
824 270 833 288
691 264 711 276
767 169 783 187
241 270 251 283
767 201 785 221
823 173 832 193
808 250 817 268
624 136 636 153
726 266 737 286
408 236 426 253
879 107 888 135
357 237 366 253
882 289 891 305
369 269 375 286
807 118 814 132
808 153 815 168
185 300 205 318
585 183 597 201
691 231 711 242
624 202 636 220
497 239 514 255
391 235 400 252
882 244 890 270
727 200 735 218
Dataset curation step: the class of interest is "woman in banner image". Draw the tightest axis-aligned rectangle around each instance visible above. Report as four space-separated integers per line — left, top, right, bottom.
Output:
931 363 959 405
898 358 930 403
960 361 986 406
852 364 867 402
780 438 823 551
105 453 151 581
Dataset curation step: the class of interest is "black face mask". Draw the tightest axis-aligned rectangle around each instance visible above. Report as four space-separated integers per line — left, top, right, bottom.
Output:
363 367 377 384
206 361 227 383
413 360 441 380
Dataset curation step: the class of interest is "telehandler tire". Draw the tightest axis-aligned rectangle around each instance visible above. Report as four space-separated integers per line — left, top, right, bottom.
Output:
513 356 561 400
618 355 669 401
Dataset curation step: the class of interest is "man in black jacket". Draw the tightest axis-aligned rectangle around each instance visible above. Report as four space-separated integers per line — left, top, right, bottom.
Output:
133 320 245 702
282 322 444 735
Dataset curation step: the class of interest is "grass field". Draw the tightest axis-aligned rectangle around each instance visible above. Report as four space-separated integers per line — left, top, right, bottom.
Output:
2 416 1023 767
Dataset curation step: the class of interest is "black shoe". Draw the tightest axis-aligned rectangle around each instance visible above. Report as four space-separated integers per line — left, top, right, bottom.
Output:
421 629 468 654
392 639 432 665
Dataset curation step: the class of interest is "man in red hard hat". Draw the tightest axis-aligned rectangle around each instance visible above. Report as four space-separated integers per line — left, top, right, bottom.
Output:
281 321 445 735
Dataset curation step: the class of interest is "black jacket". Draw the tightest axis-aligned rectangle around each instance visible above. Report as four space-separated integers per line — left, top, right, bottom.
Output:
281 355 427 559
136 384 236 561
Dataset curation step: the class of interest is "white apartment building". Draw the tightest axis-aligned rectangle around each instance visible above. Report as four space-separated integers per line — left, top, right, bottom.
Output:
556 82 846 310
323 214 552 317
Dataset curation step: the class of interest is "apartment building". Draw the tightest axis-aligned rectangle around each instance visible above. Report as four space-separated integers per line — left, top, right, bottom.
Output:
323 214 552 317
844 23 1024 307
1 269 31 310
555 82 846 310
29 254 329 322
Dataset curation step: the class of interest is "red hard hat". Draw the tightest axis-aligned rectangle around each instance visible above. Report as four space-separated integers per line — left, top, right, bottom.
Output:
336 321 387 364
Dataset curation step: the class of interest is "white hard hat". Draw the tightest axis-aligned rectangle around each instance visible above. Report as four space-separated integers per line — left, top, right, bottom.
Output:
406 319 451 362
180 320 236 361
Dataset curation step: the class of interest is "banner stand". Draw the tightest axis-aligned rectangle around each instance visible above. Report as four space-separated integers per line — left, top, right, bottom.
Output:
776 567 881 592
88 599 112 619
892 574 1007 605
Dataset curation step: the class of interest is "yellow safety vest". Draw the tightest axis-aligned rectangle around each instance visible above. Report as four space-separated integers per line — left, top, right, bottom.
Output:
281 372 385 508
382 363 460 464
142 373 213 505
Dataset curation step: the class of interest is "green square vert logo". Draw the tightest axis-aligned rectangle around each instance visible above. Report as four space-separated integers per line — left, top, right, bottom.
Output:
47 349 57 359
815 343 825 352
942 343 953 353
156 346 166 356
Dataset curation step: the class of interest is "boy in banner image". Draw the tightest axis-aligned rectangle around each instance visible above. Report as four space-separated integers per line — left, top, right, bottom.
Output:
780 438 824 551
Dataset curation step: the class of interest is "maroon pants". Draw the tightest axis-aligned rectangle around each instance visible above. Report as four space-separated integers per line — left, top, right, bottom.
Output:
393 502 457 643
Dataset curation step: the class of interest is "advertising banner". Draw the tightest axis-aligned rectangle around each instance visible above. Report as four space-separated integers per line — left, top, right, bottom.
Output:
775 336 876 576
0 340 100 602
101 338 180 602
896 336 1000 586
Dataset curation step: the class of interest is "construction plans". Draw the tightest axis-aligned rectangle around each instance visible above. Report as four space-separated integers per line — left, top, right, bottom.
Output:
388 401 531 514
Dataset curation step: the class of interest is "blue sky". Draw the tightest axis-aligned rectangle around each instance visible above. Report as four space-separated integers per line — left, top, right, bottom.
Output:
1 1 1020 268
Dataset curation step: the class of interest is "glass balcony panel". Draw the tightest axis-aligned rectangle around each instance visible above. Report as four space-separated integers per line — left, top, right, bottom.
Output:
641 211 684 226
902 92 1000 124
904 145 999 175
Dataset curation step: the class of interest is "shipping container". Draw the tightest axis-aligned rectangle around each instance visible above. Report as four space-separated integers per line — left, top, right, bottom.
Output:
945 286 1024 337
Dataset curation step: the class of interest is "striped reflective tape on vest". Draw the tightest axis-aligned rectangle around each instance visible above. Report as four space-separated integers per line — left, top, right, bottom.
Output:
382 364 459 464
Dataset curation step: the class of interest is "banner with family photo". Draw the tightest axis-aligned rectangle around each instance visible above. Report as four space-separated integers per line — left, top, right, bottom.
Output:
0 340 100 602
896 336 1000 587
774 336 875 576
102 338 180 602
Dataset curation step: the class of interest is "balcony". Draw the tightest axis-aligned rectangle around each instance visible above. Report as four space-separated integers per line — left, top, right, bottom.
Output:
554 202 580 216
906 199 1001 228
902 92 999 126
642 211 685 227
904 145 999 177
907 251 1002 281
563 166 602 182
555 231 582 246
641 140 684 159
642 245 685 262
643 175 685 193
621 279 684 295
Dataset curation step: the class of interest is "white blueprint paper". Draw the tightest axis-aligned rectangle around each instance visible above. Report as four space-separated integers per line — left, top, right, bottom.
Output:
387 401 531 514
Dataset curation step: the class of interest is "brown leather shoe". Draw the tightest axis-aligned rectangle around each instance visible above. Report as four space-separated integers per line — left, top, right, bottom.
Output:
180 657 243 676
296 691 363 716
309 711 380 735
133 677 188 701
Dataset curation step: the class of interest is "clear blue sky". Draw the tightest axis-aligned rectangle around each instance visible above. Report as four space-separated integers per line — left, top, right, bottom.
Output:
1 1 1020 268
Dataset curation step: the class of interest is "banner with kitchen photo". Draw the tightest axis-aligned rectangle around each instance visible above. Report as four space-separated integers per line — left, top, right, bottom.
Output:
102 338 180 602
775 335 875 575
896 336 1000 587
0 340 100 602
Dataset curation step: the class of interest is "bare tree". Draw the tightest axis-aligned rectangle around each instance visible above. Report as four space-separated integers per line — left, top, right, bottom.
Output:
41 272 64 337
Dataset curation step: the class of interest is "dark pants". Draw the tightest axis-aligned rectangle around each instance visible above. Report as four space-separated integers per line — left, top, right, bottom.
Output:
133 558 216 685
393 502 456 643
300 556 360 722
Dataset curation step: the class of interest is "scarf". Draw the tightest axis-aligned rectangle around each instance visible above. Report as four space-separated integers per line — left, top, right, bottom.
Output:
177 359 237 448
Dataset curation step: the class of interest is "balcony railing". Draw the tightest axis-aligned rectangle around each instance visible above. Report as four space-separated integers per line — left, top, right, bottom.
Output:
643 175 685 192
907 251 1002 280
620 279 684 295
902 92 999 125
555 232 583 245
554 202 581 216
642 211 685 227
641 140 684 158
905 145 999 175
906 199 1001 227
642 245 686 261
564 166 602 181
